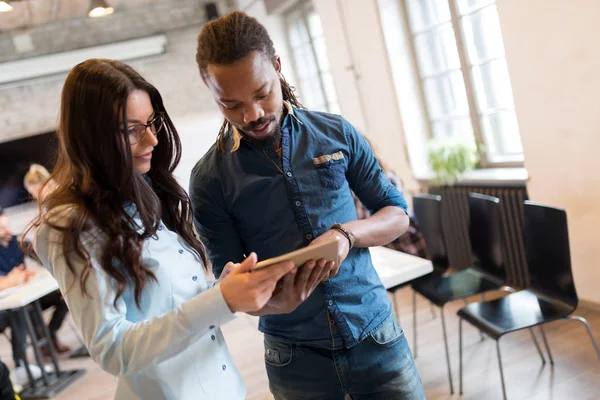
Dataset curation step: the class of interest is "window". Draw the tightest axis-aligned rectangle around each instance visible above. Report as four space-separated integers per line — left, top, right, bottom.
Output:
404 0 523 165
285 2 339 114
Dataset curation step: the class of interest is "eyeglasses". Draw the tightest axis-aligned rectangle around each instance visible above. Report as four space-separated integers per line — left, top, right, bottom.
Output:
124 113 165 145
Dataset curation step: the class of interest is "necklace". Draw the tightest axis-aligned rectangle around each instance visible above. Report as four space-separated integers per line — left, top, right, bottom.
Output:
262 148 284 174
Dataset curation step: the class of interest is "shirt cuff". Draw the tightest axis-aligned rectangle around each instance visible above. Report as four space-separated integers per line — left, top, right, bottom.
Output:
181 283 237 333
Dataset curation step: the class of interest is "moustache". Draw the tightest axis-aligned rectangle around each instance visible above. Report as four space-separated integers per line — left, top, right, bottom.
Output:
242 117 276 132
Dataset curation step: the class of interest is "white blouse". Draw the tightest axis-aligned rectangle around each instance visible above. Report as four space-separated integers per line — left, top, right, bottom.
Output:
35 210 246 400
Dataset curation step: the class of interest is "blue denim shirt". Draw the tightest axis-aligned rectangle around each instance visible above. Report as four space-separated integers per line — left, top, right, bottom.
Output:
190 106 407 349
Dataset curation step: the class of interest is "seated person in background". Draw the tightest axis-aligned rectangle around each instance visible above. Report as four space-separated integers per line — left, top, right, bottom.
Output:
23 164 55 202
0 265 49 388
353 137 428 259
0 207 70 356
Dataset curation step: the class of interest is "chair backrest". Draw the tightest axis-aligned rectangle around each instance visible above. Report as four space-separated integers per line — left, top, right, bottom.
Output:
468 193 506 281
412 194 449 271
523 201 578 308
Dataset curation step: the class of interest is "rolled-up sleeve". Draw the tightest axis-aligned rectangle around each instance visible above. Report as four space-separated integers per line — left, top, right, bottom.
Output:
343 119 408 214
35 224 236 377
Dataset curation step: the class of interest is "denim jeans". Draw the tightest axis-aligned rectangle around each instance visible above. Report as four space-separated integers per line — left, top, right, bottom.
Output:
264 314 426 400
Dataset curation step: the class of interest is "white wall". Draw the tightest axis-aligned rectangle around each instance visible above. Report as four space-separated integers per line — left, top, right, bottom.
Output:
497 0 600 303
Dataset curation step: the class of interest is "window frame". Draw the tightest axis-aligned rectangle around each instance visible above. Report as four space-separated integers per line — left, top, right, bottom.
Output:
283 0 339 113
400 0 523 168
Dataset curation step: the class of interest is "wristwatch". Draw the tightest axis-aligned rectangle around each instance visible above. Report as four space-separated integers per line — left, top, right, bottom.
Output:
330 223 355 249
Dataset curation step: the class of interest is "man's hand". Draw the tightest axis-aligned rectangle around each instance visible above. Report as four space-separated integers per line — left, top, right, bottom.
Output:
309 229 350 279
250 258 334 316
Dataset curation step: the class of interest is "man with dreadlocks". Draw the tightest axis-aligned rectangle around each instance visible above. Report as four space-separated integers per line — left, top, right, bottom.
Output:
190 10 425 400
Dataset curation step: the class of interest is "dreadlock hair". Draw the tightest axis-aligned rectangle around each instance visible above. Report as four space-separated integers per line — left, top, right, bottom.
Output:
196 10 304 151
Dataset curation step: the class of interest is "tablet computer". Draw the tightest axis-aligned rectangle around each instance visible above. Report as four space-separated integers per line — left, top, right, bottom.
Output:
252 237 340 270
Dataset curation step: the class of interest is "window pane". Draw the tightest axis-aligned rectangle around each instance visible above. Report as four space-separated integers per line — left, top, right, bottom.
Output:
481 111 523 161
293 45 318 79
423 71 470 119
406 0 451 32
432 118 475 143
287 13 310 48
312 37 330 72
321 71 338 105
414 23 461 76
306 9 324 38
328 102 341 115
461 5 505 64
471 59 515 113
456 0 495 15
299 76 326 110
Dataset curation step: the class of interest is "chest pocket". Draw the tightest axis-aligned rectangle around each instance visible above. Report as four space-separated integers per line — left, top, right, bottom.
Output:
313 151 346 190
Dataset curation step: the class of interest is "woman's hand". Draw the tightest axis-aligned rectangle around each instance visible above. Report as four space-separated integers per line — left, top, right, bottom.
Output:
219 253 296 313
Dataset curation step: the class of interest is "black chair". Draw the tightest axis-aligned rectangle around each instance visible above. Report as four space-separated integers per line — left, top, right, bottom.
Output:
412 194 450 274
410 194 449 355
386 195 442 322
412 193 512 394
458 201 600 400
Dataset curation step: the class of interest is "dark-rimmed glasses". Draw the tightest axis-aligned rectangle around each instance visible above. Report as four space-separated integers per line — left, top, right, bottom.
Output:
124 113 165 145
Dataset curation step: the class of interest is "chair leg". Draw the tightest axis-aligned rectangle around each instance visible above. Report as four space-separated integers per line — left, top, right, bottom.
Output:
529 328 546 364
478 293 487 342
567 315 600 360
430 302 436 320
440 305 454 394
539 325 554 365
496 339 508 400
459 317 463 395
412 290 418 359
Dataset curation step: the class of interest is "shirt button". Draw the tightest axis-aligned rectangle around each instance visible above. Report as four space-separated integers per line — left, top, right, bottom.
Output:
306 234 312 240
211 335 216 341
158 225 163 231
328 300 333 306
192 276 198 281
295 201 301 207
178 249 184 254
286 172 292 178
222 365 227 371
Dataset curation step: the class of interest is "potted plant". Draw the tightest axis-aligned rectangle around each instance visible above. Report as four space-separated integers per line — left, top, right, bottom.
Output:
427 138 480 185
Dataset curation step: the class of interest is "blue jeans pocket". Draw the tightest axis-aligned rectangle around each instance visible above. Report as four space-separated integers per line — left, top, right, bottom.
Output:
264 335 294 367
370 314 404 347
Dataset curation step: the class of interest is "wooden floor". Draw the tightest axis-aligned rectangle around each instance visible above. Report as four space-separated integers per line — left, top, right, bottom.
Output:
6 287 600 400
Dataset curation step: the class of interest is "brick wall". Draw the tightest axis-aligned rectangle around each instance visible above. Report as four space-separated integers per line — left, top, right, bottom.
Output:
0 0 226 144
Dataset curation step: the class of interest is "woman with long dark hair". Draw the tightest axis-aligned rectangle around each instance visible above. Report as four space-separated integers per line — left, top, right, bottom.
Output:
26 59 296 400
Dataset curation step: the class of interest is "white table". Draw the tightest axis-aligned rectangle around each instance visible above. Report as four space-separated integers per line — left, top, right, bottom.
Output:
0 268 58 311
0 267 84 399
370 246 433 290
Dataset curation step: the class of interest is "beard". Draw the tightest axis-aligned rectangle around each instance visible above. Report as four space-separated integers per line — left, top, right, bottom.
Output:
237 116 282 150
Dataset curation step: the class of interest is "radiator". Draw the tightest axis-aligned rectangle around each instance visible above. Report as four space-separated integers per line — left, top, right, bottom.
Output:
428 185 529 288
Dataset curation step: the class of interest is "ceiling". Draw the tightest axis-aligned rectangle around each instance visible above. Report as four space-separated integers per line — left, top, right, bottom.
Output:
0 0 178 32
